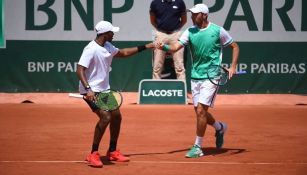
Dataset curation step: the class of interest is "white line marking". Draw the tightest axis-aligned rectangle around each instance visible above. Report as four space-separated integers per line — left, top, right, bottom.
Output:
133 160 307 165
0 160 86 163
1 160 307 165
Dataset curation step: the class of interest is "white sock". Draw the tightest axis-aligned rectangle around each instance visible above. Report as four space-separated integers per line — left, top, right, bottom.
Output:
212 121 222 131
194 136 203 147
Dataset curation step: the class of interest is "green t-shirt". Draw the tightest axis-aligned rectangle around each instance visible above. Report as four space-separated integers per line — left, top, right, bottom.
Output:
179 22 233 79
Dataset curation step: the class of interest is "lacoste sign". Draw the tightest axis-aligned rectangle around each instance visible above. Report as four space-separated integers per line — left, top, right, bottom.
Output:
138 80 187 104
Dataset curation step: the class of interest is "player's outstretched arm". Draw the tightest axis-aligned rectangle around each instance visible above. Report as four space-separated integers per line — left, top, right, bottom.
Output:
155 41 184 53
115 42 155 58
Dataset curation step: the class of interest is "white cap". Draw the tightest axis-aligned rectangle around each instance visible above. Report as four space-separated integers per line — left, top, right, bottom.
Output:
189 4 209 14
95 21 120 34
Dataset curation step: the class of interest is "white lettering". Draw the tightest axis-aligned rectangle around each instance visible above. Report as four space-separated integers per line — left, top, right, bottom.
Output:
142 90 184 97
28 62 36 72
27 61 54 72
251 63 259 73
58 62 74 72
298 63 306 73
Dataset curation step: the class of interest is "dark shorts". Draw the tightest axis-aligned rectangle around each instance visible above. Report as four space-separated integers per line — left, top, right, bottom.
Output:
82 93 100 112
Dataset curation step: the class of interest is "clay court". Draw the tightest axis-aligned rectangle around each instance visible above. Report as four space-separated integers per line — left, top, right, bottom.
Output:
0 93 307 175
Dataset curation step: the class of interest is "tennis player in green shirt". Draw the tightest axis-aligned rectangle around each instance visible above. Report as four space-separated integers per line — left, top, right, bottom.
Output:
156 3 240 158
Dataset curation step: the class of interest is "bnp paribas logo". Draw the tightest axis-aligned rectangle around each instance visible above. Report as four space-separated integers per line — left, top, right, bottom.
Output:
0 0 5 49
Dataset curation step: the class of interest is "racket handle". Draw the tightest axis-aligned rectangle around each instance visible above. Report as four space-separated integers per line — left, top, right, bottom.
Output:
236 71 247 75
68 93 83 98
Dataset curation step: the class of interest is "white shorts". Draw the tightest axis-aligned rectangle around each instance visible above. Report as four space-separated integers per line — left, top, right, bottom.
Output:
191 79 219 107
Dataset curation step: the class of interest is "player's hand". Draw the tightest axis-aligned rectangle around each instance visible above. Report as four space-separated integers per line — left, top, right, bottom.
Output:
154 41 164 50
84 90 96 102
145 42 155 49
228 67 236 79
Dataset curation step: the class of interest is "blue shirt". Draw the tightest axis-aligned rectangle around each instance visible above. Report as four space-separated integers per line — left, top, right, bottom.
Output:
150 0 186 32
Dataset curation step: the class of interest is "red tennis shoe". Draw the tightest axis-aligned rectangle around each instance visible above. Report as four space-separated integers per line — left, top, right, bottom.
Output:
107 150 130 162
86 151 103 167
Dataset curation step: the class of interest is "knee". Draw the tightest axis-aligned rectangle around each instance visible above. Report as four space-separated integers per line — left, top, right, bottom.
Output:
153 63 163 72
196 108 207 117
99 113 112 124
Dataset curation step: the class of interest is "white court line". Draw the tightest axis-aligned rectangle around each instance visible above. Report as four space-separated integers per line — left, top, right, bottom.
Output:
0 160 86 163
133 160 307 165
1 160 307 165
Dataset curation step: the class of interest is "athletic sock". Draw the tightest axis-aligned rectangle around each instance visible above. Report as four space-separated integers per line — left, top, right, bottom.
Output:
212 121 222 131
91 144 99 153
194 136 203 147
108 140 117 152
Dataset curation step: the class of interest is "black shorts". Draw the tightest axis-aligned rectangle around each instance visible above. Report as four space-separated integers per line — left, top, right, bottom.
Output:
82 93 100 112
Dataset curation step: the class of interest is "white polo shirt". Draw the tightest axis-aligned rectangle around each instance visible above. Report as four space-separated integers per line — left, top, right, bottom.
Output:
78 40 119 94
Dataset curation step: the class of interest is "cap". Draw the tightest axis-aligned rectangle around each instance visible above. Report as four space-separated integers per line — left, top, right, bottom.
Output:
189 4 209 14
95 21 120 34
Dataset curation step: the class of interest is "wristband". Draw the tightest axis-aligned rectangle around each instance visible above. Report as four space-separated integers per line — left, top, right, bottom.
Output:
137 45 146 52
162 44 170 52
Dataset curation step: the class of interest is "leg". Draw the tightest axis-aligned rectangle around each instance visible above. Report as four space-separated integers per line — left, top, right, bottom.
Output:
108 109 122 152
194 103 214 137
185 103 209 158
92 110 112 153
86 109 112 167
106 109 130 162
172 48 186 81
152 31 167 79
206 112 216 126
152 48 166 79
186 80 220 158
171 31 185 81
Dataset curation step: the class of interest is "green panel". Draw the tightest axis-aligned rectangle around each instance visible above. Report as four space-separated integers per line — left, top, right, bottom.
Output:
109 41 153 91
219 42 307 94
0 40 153 92
139 80 187 104
0 41 306 94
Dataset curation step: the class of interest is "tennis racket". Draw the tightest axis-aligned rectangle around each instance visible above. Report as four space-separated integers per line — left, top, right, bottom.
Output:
207 65 246 86
69 89 123 111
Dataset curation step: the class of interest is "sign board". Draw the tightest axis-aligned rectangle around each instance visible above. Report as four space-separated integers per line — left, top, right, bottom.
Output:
138 79 187 104
0 0 306 93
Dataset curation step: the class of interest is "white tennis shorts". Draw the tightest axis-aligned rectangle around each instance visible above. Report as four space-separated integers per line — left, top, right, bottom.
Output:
191 79 219 107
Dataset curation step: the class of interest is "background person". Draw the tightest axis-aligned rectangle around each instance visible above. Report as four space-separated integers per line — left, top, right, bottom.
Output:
150 0 187 81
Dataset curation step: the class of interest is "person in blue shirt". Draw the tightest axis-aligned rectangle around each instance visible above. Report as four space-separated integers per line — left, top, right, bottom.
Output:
150 0 187 81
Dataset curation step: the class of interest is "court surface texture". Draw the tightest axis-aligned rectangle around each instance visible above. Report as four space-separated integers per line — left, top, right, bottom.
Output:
0 93 307 175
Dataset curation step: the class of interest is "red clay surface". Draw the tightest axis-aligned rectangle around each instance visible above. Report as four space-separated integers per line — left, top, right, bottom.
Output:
0 93 307 175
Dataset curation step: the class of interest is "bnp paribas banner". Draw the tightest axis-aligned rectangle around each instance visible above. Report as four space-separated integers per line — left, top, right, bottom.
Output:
0 0 306 93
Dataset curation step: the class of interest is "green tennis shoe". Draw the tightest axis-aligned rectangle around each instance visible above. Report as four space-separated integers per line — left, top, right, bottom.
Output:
215 122 227 149
185 144 204 158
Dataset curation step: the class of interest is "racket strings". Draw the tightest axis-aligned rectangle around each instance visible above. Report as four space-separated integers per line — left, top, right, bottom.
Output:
207 65 229 86
219 69 229 85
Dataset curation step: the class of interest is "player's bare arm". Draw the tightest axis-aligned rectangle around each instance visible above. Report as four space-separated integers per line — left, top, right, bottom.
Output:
115 43 155 57
76 65 96 101
228 42 240 79
155 41 184 53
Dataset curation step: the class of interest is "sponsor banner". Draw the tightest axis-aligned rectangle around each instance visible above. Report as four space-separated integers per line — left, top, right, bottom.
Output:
0 41 306 93
138 79 187 104
4 0 307 41
1 0 306 94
